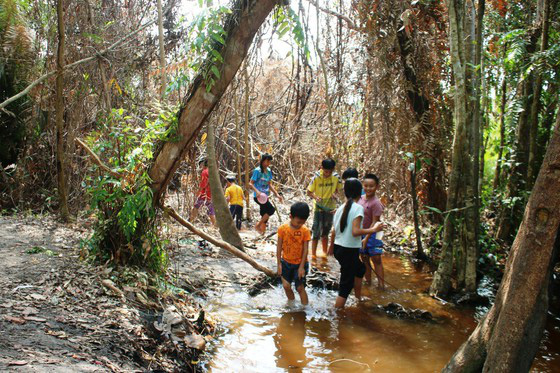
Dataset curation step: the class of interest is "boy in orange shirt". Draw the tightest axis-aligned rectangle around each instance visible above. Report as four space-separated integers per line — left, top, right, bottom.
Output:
277 202 311 305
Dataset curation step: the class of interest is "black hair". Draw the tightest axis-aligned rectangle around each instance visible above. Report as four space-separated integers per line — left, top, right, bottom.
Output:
321 158 336 170
342 167 359 180
199 158 208 167
259 153 273 172
340 178 362 233
363 173 380 185
226 176 236 182
290 202 310 220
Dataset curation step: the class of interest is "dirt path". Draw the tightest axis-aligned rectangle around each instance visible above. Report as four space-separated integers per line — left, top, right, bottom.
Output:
0 213 279 373
0 216 146 372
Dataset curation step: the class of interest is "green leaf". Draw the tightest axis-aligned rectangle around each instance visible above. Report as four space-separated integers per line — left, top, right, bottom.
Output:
211 33 225 45
425 206 443 215
211 65 221 79
211 49 224 62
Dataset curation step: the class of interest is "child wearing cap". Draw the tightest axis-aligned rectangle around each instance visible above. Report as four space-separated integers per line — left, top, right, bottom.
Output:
225 175 244 230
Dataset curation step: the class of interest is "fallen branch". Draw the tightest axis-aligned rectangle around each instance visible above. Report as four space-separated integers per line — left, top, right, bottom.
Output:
76 136 277 279
163 206 277 278
75 138 123 179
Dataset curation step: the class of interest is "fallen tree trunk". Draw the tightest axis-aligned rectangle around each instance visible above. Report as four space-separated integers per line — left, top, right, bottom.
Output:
443 109 560 372
163 206 276 278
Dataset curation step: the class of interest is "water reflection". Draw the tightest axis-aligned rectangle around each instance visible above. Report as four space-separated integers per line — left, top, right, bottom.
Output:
203 252 559 372
274 311 309 371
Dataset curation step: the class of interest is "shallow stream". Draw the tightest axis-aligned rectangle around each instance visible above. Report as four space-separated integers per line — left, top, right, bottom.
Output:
199 248 560 372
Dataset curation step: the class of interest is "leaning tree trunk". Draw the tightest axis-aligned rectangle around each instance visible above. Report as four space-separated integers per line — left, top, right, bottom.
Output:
206 121 245 250
56 0 70 221
443 107 560 373
148 0 281 205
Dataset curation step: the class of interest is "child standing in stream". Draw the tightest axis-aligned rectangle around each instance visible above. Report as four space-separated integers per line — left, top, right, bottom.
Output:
277 202 311 305
250 153 283 234
359 173 386 289
306 158 343 258
328 178 384 308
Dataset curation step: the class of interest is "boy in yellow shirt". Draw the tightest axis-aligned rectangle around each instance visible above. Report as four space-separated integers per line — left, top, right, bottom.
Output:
307 158 343 257
277 202 311 305
225 175 244 230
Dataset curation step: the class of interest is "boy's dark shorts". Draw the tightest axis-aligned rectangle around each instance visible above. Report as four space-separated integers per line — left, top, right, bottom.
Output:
254 197 276 217
359 233 384 256
281 259 309 289
311 209 334 240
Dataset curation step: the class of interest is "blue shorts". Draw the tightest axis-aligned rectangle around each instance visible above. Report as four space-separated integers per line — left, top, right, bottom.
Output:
359 233 384 257
281 259 309 289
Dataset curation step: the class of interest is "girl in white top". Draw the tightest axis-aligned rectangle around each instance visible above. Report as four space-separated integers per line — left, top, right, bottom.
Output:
328 178 384 308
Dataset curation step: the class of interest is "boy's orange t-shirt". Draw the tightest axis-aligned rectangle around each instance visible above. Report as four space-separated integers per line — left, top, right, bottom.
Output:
278 224 311 265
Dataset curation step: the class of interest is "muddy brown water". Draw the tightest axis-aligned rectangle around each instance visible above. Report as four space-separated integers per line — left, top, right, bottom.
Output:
199 246 560 372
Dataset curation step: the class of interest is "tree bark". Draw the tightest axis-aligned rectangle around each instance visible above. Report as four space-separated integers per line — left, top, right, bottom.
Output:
56 0 70 221
444 107 560 373
410 166 424 259
493 74 507 189
148 0 281 205
430 0 476 296
206 121 245 250
234 94 242 186
157 0 166 99
465 0 485 293
527 0 550 188
243 64 252 221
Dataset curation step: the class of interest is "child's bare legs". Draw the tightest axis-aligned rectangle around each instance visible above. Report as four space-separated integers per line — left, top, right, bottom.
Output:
281 278 295 301
335 296 347 308
321 236 329 255
311 239 319 257
361 254 373 284
372 255 385 290
190 207 199 222
296 284 308 305
255 213 270 234
354 277 363 300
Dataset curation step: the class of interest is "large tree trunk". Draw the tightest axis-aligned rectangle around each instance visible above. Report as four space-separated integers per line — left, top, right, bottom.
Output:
56 0 70 221
148 0 280 205
430 0 476 296
206 121 244 250
443 107 560 373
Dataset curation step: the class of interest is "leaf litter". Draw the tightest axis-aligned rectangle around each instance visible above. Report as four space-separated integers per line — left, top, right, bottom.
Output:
0 215 215 372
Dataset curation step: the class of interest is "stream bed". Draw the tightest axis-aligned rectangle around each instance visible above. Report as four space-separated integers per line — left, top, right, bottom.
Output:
196 247 560 372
